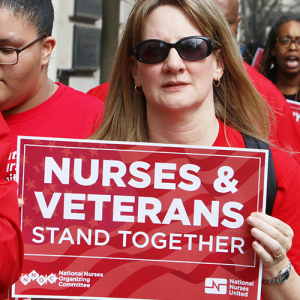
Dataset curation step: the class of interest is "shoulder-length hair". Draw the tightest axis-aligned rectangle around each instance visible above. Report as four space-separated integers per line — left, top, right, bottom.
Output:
92 0 273 144
260 13 300 102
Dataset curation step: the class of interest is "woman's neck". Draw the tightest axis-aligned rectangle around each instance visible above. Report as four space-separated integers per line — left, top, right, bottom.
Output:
147 105 219 146
276 71 300 96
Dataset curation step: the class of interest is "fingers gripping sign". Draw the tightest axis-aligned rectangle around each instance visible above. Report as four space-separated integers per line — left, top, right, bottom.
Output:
214 166 238 194
247 213 293 264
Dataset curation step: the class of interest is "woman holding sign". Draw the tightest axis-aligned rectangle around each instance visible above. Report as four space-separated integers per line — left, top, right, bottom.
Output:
92 0 300 299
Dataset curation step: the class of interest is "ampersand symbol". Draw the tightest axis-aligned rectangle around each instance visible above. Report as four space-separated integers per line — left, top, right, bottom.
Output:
213 166 238 194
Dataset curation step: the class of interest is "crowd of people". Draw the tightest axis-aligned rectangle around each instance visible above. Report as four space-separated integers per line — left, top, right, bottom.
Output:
0 0 300 299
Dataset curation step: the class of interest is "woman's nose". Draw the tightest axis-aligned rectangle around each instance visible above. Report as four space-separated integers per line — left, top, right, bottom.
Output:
289 39 299 50
162 48 186 73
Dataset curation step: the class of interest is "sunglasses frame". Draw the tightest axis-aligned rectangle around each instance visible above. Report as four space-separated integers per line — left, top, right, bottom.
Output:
134 36 214 64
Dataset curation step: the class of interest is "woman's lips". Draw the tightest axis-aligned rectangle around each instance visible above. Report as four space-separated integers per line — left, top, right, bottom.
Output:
162 81 189 91
285 56 299 69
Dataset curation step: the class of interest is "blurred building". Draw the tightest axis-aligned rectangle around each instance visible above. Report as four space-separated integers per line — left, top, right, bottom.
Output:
49 0 135 92
49 0 298 93
283 0 300 12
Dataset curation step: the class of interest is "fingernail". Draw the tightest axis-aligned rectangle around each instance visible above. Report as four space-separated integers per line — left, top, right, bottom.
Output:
247 216 255 225
251 228 258 236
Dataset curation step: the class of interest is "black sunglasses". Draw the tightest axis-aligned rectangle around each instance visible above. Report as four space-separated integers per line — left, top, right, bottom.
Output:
134 36 214 64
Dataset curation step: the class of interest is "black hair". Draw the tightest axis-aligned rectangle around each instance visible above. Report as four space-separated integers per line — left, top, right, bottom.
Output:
260 13 300 80
259 13 300 101
242 41 264 65
0 0 54 36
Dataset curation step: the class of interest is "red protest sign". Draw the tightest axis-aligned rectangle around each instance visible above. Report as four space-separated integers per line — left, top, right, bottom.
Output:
287 100 300 126
13 137 267 300
251 47 264 71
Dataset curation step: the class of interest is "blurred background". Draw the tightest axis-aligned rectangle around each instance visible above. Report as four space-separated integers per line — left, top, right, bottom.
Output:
49 0 300 92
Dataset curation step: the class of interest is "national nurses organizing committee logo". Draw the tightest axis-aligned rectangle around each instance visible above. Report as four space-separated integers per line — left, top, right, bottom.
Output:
20 270 58 286
205 278 227 295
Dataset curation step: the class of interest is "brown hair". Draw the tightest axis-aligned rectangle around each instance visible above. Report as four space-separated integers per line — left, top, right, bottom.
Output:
91 0 273 144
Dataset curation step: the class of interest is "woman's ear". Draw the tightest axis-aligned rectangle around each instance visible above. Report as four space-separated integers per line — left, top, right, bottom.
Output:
41 36 56 66
213 49 224 81
130 55 142 87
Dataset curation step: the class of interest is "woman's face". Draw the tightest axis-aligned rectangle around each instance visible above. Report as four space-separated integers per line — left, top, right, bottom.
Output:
271 20 300 77
0 8 48 113
131 5 223 117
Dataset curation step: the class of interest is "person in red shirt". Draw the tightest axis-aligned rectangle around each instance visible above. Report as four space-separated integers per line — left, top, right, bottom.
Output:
0 112 23 295
91 0 300 299
0 0 102 295
0 0 104 184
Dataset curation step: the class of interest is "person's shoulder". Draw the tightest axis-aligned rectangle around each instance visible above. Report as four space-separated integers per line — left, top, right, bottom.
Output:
270 146 300 179
59 83 103 101
244 62 288 108
244 62 278 90
87 82 110 101
244 62 265 80
213 120 245 148
243 62 273 84
57 83 104 109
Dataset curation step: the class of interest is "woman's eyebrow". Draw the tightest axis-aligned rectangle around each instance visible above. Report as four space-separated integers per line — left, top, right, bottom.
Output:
0 36 24 44
278 35 300 38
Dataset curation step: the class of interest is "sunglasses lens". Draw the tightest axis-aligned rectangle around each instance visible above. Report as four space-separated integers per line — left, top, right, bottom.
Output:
135 37 212 64
178 38 208 60
137 41 168 63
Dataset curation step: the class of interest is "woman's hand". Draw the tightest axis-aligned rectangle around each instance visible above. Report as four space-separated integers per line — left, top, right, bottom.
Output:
246 212 293 279
18 198 24 208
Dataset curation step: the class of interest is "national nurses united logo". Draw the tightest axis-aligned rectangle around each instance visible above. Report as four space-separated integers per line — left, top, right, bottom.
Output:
205 278 227 295
20 270 58 286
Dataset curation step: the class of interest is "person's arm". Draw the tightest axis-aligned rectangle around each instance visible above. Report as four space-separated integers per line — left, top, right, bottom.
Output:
0 113 23 292
247 213 300 300
0 186 23 291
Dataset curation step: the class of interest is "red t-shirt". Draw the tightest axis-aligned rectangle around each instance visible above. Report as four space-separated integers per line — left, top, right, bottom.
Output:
2 83 104 299
87 81 110 101
3 83 104 181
